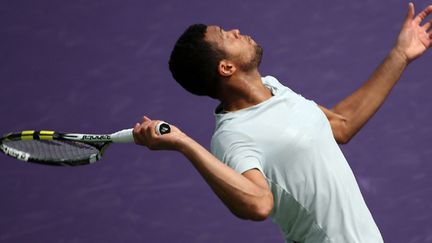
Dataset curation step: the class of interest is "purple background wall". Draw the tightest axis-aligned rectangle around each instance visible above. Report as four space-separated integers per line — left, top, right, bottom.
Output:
1 0 431 242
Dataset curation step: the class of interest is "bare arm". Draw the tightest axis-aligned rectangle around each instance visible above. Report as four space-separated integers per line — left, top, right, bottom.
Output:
133 116 273 221
320 49 408 144
320 3 432 144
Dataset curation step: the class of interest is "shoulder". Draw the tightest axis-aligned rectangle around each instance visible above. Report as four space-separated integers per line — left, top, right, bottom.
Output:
261 75 297 96
262 75 285 89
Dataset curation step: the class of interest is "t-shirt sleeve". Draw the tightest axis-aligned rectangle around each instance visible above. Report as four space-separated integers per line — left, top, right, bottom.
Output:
211 130 264 174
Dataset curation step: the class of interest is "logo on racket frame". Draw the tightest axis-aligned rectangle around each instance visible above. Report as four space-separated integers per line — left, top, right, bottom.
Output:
81 135 111 141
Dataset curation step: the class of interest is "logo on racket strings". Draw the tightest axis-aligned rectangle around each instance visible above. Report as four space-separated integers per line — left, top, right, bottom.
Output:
1 145 30 161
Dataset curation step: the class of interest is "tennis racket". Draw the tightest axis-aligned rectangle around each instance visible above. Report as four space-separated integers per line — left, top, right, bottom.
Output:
0 123 171 166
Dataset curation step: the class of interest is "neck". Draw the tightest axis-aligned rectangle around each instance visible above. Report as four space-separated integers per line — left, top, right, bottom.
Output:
219 70 273 112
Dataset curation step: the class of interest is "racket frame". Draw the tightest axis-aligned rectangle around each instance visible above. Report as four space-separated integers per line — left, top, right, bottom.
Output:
1 123 170 166
0 129 133 166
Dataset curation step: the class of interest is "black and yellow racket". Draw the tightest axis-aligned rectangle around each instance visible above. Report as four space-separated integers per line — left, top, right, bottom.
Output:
0 123 171 166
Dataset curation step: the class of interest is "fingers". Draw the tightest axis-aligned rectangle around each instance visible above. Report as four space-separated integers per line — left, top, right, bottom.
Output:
135 116 151 134
135 116 167 136
133 116 154 145
405 2 415 24
133 122 140 132
132 123 142 144
132 116 182 150
423 17 432 32
414 5 432 25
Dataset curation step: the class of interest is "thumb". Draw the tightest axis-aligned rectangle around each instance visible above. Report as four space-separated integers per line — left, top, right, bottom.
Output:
404 2 415 25
143 116 152 122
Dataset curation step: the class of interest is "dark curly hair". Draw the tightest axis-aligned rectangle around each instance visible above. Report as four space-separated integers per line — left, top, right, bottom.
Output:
168 24 226 98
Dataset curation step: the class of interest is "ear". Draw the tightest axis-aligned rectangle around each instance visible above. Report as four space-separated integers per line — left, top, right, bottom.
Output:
218 60 237 77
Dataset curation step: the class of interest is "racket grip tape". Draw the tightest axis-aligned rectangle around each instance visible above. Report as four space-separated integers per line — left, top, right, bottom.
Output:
111 129 134 143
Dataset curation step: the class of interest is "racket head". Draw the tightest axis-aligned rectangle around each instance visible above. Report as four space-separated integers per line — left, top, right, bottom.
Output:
0 130 109 166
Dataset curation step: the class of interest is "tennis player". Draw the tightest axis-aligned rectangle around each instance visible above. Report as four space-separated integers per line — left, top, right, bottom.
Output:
133 3 432 242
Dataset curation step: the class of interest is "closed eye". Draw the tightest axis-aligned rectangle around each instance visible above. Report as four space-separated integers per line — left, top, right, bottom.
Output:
218 26 224 39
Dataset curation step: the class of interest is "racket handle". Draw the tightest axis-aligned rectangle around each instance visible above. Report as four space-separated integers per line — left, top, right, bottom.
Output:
156 122 171 135
111 129 134 143
111 123 170 143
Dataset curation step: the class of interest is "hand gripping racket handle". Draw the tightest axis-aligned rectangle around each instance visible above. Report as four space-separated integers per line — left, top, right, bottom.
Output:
110 122 171 143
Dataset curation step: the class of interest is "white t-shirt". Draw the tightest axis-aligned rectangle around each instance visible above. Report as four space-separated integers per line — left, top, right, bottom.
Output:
210 76 383 243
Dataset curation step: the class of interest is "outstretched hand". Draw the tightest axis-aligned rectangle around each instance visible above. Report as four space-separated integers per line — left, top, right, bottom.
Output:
133 116 186 151
395 2 432 63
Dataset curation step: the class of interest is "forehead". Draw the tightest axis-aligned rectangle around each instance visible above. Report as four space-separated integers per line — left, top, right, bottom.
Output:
205 25 222 43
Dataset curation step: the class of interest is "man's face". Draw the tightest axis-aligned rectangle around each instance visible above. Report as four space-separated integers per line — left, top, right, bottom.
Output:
205 25 263 72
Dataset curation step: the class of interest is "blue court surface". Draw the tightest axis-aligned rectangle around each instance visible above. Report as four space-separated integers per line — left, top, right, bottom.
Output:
1 0 431 242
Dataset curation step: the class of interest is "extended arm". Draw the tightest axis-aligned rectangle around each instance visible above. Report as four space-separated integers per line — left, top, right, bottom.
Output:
320 49 408 144
321 3 432 144
133 117 274 221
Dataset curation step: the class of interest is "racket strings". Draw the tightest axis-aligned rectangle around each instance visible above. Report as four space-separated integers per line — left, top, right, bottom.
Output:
2 140 101 162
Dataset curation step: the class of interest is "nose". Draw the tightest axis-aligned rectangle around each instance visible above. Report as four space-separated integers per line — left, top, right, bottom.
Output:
229 29 241 38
